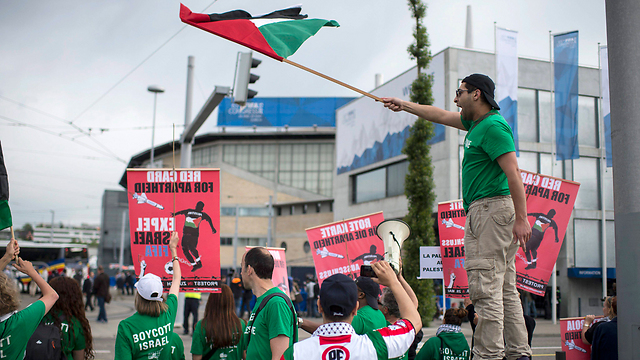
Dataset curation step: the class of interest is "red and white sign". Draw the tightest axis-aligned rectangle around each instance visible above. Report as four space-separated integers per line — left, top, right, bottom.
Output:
559 317 606 359
126 169 221 292
516 170 580 296
306 212 385 286
437 200 469 298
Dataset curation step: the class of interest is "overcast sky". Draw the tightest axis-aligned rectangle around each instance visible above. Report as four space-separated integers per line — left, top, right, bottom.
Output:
0 0 607 228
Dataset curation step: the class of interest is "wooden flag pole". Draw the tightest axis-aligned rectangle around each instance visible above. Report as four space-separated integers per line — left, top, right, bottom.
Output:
283 59 382 102
10 226 19 265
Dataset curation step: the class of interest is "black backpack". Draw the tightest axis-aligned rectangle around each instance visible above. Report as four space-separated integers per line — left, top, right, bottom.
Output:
25 321 64 360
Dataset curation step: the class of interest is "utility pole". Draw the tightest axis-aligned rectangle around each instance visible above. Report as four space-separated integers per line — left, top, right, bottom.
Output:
605 1 640 358
181 56 195 168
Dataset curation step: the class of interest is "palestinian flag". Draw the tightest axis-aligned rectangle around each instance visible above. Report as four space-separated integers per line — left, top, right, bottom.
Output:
0 142 11 231
180 4 339 61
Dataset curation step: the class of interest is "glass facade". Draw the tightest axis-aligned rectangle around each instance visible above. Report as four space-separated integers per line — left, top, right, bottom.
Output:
353 160 409 203
223 142 333 196
192 146 216 166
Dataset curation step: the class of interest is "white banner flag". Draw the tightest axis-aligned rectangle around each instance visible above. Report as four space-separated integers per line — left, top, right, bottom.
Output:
496 27 519 154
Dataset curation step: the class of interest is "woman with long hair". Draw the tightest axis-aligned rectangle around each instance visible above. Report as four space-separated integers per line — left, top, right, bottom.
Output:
0 239 59 359
582 296 614 345
47 276 94 360
115 232 182 359
415 308 471 360
191 284 246 360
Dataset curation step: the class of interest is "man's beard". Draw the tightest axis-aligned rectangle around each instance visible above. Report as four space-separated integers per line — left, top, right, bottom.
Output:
460 108 474 122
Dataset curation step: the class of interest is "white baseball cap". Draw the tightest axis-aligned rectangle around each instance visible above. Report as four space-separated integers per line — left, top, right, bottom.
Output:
135 273 164 301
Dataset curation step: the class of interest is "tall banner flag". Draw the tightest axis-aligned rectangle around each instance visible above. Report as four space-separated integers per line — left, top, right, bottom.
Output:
306 212 385 285
516 170 580 296
437 200 469 298
127 169 221 292
554 31 580 160
496 27 519 155
599 45 612 167
0 142 11 231
560 317 607 359
247 247 290 298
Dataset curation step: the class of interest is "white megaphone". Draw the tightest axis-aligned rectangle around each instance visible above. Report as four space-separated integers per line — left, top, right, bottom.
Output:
376 219 411 274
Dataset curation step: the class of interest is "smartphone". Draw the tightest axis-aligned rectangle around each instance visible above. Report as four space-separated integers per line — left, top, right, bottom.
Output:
359 265 377 278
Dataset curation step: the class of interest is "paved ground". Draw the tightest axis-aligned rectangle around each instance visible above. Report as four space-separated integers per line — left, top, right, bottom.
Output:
19 291 564 360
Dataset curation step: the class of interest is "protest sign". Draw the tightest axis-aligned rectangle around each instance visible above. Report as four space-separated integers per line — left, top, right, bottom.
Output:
127 169 221 292
418 246 443 279
437 200 469 298
306 212 385 285
516 170 580 296
559 317 606 359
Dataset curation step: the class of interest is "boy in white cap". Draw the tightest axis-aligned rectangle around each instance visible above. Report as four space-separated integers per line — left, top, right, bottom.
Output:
115 232 183 360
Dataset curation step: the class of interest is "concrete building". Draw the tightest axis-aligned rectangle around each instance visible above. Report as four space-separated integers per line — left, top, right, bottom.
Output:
334 46 614 318
99 190 130 271
33 225 100 244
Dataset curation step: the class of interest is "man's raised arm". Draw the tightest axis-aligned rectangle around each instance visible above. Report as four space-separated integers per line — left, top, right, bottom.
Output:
382 97 465 131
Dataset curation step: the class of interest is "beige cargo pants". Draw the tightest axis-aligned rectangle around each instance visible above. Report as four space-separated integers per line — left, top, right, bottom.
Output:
464 195 532 360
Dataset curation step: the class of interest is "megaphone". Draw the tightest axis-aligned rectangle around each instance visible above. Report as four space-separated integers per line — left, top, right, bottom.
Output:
376 219 411 274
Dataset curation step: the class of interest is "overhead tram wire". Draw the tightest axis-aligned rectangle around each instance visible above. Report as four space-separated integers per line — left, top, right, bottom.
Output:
0 114 125 163
69 0 220 126
0 95 125 163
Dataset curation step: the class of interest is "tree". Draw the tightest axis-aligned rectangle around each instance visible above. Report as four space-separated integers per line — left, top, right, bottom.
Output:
402 0 437 325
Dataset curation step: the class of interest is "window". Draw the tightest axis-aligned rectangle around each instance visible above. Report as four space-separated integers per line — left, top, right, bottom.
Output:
191 146 216 166
538 90 553 143
221 207 269 217
354 167 386 203
574 219 600 267
517 152 538 173
578 96 598 148
353 160 408 203
573 157 599 210
540 154 563 178
316 203 322 213
239 238 267 247
221 207 236 217
303 241 311 253
220 237 233 246
518 88 537 142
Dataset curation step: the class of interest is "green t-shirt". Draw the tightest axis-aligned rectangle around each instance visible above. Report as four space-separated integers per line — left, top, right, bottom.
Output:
460 110 515 212
415 332 470 360
115 294 178 360
243 287 295 360
0 300 46 360
351 305 387 334
43 311 86 360
169 332 185 360
191 318 246 359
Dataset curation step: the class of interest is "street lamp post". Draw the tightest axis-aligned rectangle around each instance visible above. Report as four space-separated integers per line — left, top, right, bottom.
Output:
147 85 165 167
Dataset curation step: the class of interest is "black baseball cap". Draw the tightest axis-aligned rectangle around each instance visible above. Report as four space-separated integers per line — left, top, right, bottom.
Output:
462 73 500 110
319 274 358 318
356 276 381 310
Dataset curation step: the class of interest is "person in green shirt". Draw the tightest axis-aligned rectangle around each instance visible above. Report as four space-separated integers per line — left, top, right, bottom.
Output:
191 284 246 360
46 276 94 360
240 247 296 360
299 276 388 336
115 232 182 360
383 74 532 360
0 239 59 360
169 332 185 360
415 308 470 360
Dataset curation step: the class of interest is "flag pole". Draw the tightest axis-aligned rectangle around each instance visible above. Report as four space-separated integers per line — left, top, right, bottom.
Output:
10 226 18 265
282 59 382 102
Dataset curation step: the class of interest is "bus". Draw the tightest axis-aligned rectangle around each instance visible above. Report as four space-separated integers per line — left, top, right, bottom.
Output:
0 240 89 292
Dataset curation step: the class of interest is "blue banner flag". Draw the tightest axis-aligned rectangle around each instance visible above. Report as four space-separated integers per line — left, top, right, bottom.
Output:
554 31 579 160
218 97 355 127
496 27 519 156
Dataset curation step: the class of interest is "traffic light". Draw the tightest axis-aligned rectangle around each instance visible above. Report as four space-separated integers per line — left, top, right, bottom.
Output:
234 51 261 106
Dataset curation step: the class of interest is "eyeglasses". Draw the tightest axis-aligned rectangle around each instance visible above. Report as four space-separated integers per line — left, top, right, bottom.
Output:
378 300 384 308
455 88 474 97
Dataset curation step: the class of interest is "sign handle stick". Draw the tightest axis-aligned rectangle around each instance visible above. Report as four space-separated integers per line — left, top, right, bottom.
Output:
443 281 446 314
342 218 354 279
172 124 176 222
283 59 382 102
10 226 19 265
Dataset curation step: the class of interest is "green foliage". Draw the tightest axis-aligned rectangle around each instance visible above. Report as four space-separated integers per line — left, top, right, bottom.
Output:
403 0 437 326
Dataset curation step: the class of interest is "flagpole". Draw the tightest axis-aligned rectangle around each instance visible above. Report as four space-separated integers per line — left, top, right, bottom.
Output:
598 43 607 301
549 30 558 325
282 59 382 102
10 226 18 265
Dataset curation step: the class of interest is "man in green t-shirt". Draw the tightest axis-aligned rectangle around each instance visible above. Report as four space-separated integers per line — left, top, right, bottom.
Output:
241 247 295 360
383 74 532 360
